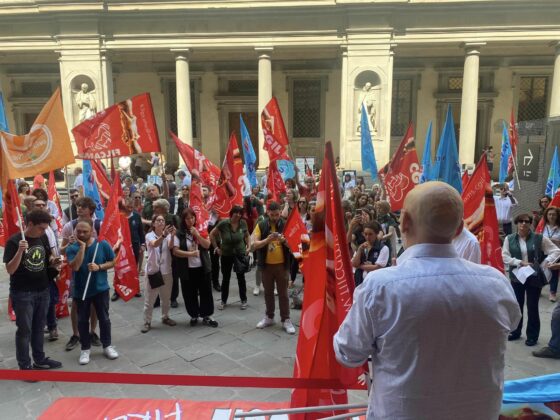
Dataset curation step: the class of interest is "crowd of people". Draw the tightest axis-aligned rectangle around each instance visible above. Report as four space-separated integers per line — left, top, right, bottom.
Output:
5 161 560 382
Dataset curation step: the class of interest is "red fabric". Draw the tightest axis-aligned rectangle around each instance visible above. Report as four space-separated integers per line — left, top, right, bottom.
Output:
304 158 313 177
536 189 560 234
290 142 365 419
463 154 503 272
283 206 308 256
90 160 111 203
98 176 122 247
261 97 290 162
113 213 140 301
33 174 45 190
266 160 287 202
55 262 71 318
47 171 64 234
461 171 470 192
213 132 244 218
190 179 210 238
1 180 23 247
508 109 518 175
72 93 161 159
382 124 421 211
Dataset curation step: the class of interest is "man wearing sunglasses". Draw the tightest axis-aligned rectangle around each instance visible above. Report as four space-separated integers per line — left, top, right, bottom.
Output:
494 183 518 236
62 189 80 224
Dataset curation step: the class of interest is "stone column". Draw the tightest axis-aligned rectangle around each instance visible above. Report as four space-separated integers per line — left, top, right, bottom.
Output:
175 50 193 146
339 47 348 169
459 42 485 165
100 50 114 108
550 42 560 117
256 47 273 169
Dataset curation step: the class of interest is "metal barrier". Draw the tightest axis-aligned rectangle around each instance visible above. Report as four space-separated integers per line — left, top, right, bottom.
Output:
232 403 368 418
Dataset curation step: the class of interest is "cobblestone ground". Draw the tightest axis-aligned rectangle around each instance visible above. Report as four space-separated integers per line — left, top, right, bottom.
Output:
0 258 557 418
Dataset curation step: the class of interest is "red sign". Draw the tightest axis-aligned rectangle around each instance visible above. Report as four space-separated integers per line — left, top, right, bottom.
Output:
72 93 160 159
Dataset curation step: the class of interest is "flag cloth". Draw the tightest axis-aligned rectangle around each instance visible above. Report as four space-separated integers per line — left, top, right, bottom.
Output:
499 121 512 184
112 213 140 301
0 88 74 181
190 179 210 238
434 105 462 193
546 146 560 197
82 160 105 220
536 189 560 234
360 103 377 181
508 110 519 175
72 93 160 159
48 171 64 234
304 158 313 178
55 262 71 318
290 142 365 419
463 154 503 272
461 170 470 191
240 115 257 188
213 132 244 218
283 206 308 257
0 91 8 132
277 159 296 181
98 174 123 247
90 159 112 202
261 97 290 162
381 123 420 211
0 180 23 247
266 160 287 202
419 121 433 183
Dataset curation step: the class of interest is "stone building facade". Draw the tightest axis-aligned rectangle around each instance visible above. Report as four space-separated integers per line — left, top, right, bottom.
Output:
0 0 559 178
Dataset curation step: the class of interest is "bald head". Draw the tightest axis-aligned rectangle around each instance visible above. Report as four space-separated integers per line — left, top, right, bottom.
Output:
401 181 463 247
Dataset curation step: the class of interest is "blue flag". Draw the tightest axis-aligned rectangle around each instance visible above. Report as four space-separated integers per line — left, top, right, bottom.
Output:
0 92 8 132
419 121 433 184
277 160 296 181
434 105 462 193
83 160 105 220
499 121 512 183
546 146 560 197
360 103 377 181
240 115 257 188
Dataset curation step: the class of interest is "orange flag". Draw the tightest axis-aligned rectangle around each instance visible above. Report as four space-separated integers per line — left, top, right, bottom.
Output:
290 142 365 419
0 88 74 184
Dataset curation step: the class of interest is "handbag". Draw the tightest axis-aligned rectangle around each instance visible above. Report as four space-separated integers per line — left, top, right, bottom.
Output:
148 242 165 289
527 236 549 288
233 253 251 274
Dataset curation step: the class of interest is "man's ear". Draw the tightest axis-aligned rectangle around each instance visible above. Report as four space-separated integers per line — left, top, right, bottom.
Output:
455 220 464 238
400 210 411 235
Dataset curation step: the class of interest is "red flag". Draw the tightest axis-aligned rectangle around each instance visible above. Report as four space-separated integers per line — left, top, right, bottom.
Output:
113 213 140 301
266 160 287 202
461 171 470 192
190 179 210 238
90 159 112 202
463 154 503 272
98 175 123 247
213 132 244 218
304 158 313 178
55 262 72 318
1 180 24 247
283 206 308 256
381 124 421 211
48 171 64 234
72 93 160 159
508 110 519 175
290 142 365 418
261 97 290 162
536 189 560 234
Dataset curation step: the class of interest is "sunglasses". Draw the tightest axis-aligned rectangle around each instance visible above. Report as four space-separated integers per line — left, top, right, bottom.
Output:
70 195 79 199
518 220 531 224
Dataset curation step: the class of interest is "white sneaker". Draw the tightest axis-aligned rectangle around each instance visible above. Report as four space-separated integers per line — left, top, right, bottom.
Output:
79 349 90 365
253 286 260 296
256 317 275 329
283 319 296 335
103 345 119 360
274 288 278 296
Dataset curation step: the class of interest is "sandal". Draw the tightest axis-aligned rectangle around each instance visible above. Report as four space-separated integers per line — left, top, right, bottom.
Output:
162 317 177 327
141 323 151 333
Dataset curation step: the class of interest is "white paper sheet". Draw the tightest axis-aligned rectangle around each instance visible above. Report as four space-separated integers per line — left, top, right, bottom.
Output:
512 266 535 284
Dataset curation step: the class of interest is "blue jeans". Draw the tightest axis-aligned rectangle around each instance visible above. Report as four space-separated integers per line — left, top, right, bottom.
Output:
75 290 111 350
10 289 49 369
549 301 560 352
46 281 59 331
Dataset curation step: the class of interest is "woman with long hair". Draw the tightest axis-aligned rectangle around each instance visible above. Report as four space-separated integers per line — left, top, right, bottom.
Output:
173 208 217 327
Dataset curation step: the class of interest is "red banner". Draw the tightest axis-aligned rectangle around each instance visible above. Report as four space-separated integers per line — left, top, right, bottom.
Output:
190 179 210 238
266 160 287 202
1 180 23 247
98 175 122 247
48 171 64 234
463 154 503 272
381 124 421 211
291 142 365 419
72 93 160 159
113 213 140 301
55 262 71 318
508 109 518 175
213 132 244 218
90 159 111 202
261 97 290 162
461 170 470 192
283 206 308 257
536 189 560 234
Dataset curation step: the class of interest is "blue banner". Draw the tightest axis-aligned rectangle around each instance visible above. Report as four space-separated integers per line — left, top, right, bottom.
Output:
360 103 377 181
83 160 105 220
499 121 512 183
0 92 8 132
277 160 296 181
240 115 258 188
434 105 462 193
419 121 433 184
546 145 560 197
503 373 560 403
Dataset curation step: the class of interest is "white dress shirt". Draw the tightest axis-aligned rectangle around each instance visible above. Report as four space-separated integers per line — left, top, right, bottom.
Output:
494 195 518 224
334 243 521 420
452 227 481 263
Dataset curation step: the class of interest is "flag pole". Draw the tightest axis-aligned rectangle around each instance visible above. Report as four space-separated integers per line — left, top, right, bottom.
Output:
511 152 521 191
81 241 100 301
65 165 74 221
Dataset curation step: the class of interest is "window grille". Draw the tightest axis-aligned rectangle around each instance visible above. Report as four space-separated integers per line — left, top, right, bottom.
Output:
391 78 413 137
448 77 463 91
292 79 321 138
518 76 548 123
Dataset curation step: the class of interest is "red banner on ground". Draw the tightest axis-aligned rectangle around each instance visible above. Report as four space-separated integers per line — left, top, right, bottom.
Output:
261 97 290 162
73 93 160 159
463 154 503 272
214 132 244 218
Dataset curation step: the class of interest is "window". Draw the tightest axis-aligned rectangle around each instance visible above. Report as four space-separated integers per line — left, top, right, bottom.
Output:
228 80 257 95
518 76 548 122
391 78 413 137
447 77 463 91
292 79 322 139
167 80 198 139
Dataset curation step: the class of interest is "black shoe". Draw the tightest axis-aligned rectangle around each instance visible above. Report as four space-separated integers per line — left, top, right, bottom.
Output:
33 357 62 370
213 283 221 292
190 318 198 326
532 346 560 359
135 292 142 298
170 300 178 308
111 292 119 302
90 332 101 347
508 332 521 341
65 335 80 351
203 317 218 328
525 338 538 347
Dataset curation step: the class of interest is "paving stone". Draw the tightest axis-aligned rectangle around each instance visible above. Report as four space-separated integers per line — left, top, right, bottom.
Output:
219 339 260 361
197 331 238 347
190 353 242 376
237 352 288 375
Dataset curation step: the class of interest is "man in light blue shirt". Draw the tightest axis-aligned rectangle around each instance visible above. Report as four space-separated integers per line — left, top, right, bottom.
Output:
334 181 521 420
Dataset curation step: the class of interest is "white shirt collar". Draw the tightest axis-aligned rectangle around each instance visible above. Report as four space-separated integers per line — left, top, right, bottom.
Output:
397 243 458 265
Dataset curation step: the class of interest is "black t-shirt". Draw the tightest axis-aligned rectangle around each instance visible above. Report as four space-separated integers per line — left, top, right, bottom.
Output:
3 233 51 292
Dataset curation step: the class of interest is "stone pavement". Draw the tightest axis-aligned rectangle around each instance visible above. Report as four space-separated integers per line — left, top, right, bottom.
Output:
0 260 558 419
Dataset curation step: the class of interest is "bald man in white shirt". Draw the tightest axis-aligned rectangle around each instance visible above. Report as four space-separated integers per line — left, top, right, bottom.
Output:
334 181 521 420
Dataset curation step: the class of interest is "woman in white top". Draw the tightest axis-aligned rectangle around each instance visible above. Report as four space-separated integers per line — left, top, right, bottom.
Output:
543 206 560 301
141 214 177 333
173 208 217 327
351 221 389 286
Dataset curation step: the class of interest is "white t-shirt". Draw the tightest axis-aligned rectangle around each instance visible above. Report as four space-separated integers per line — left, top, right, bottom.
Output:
452 227 481 264
146 231 173 276
173 235 201 268
73 174 83 190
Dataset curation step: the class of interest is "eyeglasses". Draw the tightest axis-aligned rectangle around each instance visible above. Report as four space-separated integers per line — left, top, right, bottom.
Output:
518 220 531 224
70 195 79 199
